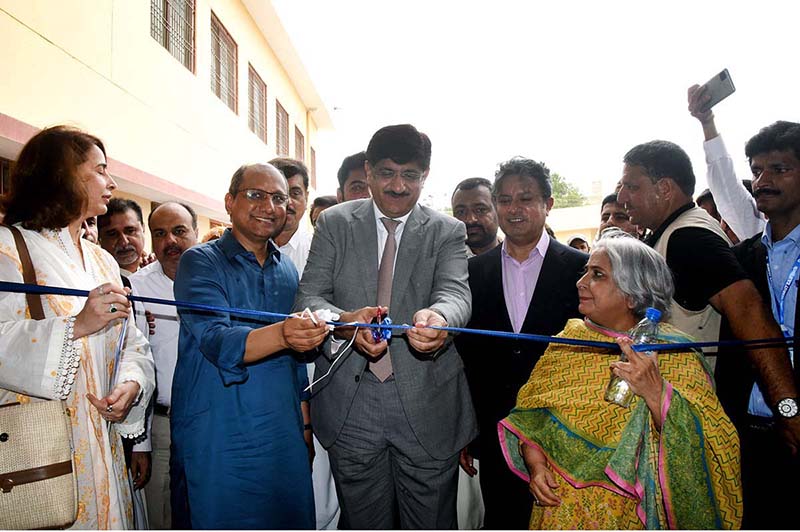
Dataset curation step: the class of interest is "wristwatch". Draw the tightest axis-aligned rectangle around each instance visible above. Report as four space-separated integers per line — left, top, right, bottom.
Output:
776 398 799 418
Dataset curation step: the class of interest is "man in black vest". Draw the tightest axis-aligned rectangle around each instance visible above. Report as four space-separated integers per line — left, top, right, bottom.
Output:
719 121 800 528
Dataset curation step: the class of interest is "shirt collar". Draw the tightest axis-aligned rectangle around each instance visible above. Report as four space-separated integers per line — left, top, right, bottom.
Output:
645 202 695 247
372 202 413 227
501 229 550 263
762 221 800 249
218 228 280 264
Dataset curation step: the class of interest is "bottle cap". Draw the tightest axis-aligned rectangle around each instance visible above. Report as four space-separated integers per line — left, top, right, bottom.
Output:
645 307 662 323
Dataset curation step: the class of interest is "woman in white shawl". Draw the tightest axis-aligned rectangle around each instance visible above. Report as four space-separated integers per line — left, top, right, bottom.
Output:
0 125 155 529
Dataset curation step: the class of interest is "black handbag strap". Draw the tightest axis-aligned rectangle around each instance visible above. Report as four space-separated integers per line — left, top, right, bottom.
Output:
2 224 45 320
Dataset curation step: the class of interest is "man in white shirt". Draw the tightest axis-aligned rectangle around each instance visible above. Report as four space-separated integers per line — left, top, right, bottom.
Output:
270 158 314 277
269 156 340 529
130 201 199 529
687 84 767 241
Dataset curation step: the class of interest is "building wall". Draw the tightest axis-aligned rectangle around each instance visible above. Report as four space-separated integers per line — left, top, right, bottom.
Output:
0 0 326 235
547 203 601 245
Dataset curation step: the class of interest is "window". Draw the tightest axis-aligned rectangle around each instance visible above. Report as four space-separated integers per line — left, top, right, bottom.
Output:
276 101 289 156
0 157 12 196
310 147 317 189
295 126 305 161
150 0 195 72
248 65 267 143
210 12 237 112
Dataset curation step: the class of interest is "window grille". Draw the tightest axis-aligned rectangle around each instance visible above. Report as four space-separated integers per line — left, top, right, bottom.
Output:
150 0 195 72
210 12 238 112
276 101 289 156
295 126 305 161
310 147 317 188
248 65 268 143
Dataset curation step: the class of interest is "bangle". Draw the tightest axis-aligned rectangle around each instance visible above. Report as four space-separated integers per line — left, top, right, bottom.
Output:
304 423 312 431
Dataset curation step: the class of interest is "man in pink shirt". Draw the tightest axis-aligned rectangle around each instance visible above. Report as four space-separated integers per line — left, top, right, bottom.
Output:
455 156 587 529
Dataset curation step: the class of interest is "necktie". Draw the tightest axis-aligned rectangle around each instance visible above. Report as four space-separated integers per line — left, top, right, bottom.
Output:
370 217 400 381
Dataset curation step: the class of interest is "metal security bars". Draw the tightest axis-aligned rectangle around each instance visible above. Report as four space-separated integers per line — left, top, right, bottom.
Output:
150 0 195 72
211 12 238 113
295 126 305 161
248 65 268 143
276 101 289 156
310 147 317 188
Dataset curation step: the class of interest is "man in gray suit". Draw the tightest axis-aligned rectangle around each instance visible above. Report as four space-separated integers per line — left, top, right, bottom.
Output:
294 124 476 529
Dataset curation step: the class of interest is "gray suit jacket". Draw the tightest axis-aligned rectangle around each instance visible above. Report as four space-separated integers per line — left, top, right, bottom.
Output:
293 199 477 459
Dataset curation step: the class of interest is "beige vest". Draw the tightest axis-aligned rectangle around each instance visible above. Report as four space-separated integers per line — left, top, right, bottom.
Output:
652 207 732 369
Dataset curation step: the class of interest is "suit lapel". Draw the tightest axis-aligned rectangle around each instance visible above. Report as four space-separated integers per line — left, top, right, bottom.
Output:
392 205 427 308
485 247 514 332
350 200 379 304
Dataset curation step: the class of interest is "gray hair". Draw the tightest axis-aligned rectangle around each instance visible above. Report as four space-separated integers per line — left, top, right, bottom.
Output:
593 228 674 320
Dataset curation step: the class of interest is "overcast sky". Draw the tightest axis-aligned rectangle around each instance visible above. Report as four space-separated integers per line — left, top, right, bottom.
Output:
273 0 799 207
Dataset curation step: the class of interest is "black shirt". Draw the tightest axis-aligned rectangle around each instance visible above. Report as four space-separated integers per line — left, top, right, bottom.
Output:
646 203 747 311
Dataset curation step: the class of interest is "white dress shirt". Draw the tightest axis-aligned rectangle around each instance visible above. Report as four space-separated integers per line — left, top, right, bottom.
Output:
129 261 179 408
279 228 313 281
704 135 767 241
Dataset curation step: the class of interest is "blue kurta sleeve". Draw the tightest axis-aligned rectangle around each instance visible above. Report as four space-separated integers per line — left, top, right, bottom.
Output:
174 246 252 386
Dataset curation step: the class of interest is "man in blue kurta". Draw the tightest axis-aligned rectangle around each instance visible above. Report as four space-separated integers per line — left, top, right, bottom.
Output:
170 163 329 529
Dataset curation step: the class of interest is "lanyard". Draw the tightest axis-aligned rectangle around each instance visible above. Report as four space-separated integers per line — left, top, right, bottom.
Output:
765 250 800 334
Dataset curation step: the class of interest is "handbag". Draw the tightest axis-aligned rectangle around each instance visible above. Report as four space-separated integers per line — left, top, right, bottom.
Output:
0 225 78 529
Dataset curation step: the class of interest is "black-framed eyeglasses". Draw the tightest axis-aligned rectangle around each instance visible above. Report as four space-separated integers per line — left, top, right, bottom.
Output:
374 167 424 183
237 188 289 206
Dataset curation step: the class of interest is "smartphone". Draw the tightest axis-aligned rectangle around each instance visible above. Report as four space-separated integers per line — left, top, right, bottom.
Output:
700 69 735 113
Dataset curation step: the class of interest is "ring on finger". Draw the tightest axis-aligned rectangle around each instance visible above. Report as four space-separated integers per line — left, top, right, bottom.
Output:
109 304 118 313
106 405 113 413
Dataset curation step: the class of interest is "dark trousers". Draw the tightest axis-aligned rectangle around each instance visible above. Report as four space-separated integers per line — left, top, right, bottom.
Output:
476 430 533 530
740 415 800 529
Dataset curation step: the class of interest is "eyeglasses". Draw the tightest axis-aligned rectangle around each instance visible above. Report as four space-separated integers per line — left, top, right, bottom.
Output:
374 166 424 183
237 188 289 206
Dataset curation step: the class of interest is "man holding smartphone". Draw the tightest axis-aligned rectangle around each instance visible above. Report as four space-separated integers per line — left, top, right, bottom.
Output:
687 83 766 241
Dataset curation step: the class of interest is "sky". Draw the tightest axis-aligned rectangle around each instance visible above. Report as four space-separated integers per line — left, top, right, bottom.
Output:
272 0 799 209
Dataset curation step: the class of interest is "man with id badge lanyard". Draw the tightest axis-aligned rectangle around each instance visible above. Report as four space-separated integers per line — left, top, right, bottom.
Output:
722 121 800 528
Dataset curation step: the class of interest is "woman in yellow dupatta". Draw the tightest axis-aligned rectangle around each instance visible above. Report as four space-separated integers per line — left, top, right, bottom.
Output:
499 229 742 529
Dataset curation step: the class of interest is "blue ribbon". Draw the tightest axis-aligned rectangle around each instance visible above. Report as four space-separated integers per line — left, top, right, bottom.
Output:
0 281 795 353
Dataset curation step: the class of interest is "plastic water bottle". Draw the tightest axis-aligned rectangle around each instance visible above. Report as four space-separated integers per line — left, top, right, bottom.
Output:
603 307 662 408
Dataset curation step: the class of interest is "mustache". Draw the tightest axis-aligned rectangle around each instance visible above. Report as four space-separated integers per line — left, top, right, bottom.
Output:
384 190 410 198
113 244 137 256
163 244 184 256
465 223 486 232
754 188 780 198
